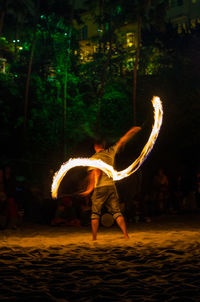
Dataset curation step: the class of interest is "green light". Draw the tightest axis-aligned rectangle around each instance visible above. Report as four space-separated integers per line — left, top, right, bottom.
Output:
115 6 122 14
14 74 18 78
41 15 44 19
64 33 68 36
13 40 16 43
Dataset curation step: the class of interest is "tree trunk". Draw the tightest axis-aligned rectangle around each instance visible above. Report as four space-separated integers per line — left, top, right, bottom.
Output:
95 40 112 134
95 5 113 133
23 27 37 139
98 0 103 52
63 0 75 157
133 14 142 125
24 0 40 139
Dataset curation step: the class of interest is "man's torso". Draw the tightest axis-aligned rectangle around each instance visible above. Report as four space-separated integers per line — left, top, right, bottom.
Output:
90 144 118 188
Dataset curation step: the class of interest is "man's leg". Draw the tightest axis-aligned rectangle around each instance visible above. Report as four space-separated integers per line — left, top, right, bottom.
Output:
116 215 129 239
91 218 99 240
107 186 129 239
91 187 105 241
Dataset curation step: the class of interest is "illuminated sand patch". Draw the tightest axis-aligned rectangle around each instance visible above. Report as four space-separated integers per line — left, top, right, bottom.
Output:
1 217 200 249
52 96 163 199
1 217 200 301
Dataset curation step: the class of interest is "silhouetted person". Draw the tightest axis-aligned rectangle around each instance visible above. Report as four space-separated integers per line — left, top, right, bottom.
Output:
153 168 169 215
195 172 200 209
42 168 56 224
51 195 80 226
0 169 5 193
4 165 16 199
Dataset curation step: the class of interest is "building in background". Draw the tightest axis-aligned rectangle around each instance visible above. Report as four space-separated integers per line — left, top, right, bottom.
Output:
167 0 200 33
75 0 200 63
74 4 137 65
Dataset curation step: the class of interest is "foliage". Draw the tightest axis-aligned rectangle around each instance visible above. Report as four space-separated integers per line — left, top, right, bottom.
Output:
0 0 200 171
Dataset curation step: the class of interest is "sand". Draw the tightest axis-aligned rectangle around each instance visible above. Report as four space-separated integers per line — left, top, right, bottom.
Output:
0 214 200 301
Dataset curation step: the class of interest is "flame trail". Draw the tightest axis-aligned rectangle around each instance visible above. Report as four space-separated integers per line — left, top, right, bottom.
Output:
51 96 163 199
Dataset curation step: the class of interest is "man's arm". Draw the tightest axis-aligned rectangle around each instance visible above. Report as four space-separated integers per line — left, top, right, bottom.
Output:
80 169 101 196
116 126 141 150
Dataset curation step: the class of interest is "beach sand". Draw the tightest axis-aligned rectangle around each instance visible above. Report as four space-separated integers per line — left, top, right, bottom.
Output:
0 214 200 301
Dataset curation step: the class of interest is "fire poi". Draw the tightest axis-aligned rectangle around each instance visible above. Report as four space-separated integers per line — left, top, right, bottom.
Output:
51 96 163 199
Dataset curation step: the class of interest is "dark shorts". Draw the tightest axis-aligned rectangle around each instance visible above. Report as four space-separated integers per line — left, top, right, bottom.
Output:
91 185 122 220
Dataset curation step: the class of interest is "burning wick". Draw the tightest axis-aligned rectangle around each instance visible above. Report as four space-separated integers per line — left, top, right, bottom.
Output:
51 96 163 199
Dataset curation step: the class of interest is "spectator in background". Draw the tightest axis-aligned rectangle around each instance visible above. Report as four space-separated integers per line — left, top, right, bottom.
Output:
42 168 56 224
43 168 54 200
79 195 91 226
51 195 80 227
171 172 184 213
0 191 7 229
153 168 169 215
3 165 20 229
0 168 5 193
4 165 16 199
120 171 143 223
195 172 200 209
6 196 20 229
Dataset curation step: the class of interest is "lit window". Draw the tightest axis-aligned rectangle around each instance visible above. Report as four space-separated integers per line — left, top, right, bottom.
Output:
126 32 135 47
177 23 182 34
0 58 6 73
191 19 196 28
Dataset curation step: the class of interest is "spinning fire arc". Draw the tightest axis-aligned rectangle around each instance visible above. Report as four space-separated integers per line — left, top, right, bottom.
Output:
51 96 163 199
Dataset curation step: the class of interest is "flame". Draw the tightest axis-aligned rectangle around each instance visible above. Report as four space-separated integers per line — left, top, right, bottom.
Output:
51 96 163 199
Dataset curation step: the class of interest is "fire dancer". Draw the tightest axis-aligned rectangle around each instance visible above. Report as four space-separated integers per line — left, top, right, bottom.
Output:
81 126 141 240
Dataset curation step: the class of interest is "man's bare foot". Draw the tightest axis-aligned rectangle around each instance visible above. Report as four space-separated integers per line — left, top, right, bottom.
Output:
124 234 129 239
